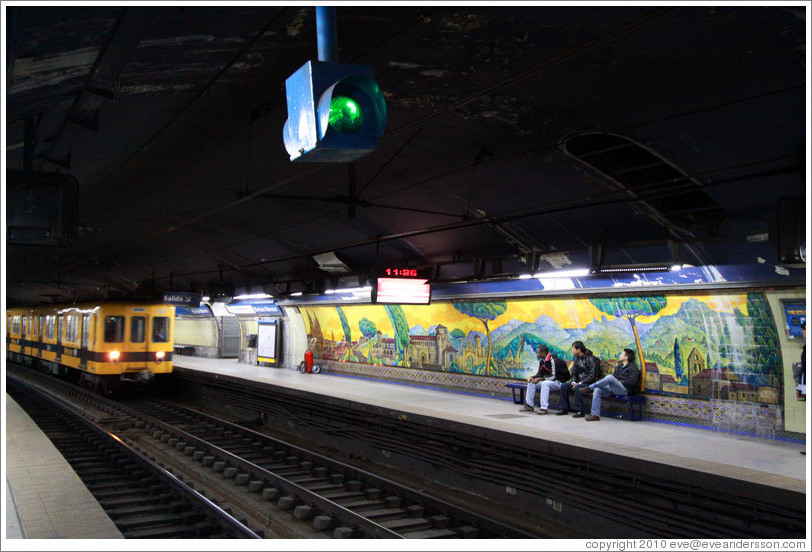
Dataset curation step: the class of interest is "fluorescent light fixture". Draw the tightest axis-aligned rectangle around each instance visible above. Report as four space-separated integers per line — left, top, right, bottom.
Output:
533 268 590 278
518 273 533 279
201 296 210 302
341 286 373 293
325 286 372 295
233 293 274 300
290 291 303 297
593 264 671 274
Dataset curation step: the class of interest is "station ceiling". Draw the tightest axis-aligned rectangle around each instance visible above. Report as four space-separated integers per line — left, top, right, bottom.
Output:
4 4 808 305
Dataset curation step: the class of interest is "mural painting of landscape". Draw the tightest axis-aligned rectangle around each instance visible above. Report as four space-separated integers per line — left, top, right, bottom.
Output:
302 291 783 403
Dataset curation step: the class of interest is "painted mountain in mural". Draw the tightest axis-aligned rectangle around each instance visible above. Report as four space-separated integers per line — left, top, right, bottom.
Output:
492 322 567 362
566 317 636 362
533 315 573 345
640 315 708 377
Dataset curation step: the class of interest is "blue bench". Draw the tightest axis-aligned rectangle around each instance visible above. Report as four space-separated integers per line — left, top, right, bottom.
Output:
505 382 645 420
602 394 645 421
506 382 535 405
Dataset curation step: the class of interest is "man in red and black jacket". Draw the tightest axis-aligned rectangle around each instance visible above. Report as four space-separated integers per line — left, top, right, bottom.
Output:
519 345 570 414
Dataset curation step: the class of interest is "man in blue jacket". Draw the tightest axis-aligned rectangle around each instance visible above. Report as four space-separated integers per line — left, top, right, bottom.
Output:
557 341 601 417
583 349 641 422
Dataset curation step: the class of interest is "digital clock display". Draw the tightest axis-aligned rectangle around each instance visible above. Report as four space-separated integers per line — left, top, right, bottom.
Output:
383 268 419 278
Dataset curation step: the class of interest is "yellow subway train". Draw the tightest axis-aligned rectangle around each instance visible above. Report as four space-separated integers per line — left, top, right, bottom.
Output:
6 301 175 392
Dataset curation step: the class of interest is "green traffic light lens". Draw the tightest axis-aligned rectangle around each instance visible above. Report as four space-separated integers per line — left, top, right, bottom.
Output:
329 96 364 133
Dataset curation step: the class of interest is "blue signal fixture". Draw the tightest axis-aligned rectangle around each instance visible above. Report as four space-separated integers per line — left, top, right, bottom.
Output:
282 7 387 163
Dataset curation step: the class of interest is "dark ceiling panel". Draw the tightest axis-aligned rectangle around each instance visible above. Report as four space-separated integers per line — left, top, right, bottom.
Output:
4 5 807 305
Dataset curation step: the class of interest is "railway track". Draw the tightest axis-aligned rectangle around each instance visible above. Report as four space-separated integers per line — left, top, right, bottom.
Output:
6 365 537 539
6 375 262 539
170 367 807 539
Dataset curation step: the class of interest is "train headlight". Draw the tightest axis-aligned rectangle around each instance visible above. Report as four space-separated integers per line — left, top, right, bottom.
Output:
109 350 120 362
156 351 165 362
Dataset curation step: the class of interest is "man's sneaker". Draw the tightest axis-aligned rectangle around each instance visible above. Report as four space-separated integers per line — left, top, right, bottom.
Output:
572 412 585 418
537 409 549 415
585 415 600 422
555 410 570 416
519 405 535 412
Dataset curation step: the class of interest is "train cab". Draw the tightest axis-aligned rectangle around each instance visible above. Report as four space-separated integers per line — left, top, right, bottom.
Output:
6 301 175 392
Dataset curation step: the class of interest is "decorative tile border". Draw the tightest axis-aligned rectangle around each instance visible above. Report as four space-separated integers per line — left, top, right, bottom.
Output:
321 361 511 397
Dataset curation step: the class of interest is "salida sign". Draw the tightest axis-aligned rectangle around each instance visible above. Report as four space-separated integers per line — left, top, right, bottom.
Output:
163 292 203 306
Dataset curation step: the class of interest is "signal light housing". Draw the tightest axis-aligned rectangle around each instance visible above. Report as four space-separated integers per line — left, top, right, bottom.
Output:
283 60 386 162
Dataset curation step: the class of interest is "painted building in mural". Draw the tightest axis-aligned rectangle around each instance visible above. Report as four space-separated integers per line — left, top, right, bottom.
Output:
302 291 784 405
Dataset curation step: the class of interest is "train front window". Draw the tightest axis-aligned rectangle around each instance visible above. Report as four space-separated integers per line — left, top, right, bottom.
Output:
131 316 146 343
104 316 125 343
152 317 169 342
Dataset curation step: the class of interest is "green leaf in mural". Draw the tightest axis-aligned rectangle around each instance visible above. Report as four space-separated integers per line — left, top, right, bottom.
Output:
451 300 508 376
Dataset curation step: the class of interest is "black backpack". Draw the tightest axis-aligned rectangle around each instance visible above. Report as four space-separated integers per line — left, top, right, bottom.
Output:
552 356 570 382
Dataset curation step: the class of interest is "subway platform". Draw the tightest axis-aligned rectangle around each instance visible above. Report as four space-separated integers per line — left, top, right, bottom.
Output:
3 393 123 541
4 355 809 541
172 356 808 488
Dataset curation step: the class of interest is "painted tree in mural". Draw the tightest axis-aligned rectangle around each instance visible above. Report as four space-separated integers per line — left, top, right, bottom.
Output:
335 306 352 361
451 300 508 376
359 317 378 362
359 317 377 338
384 304 410 365
589 296 667 389
745 292 781 387
673 338 685 383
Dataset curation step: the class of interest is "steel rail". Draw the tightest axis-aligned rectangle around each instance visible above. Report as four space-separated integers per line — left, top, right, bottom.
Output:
147 397 540 538
7 372 263 539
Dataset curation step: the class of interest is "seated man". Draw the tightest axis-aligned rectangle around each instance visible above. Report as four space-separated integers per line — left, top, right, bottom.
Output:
558 341 601 416
584 348 641 422
519 345 556 412
536 350 570 415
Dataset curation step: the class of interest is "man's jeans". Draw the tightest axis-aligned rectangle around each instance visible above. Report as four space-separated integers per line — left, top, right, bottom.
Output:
589 374 629 416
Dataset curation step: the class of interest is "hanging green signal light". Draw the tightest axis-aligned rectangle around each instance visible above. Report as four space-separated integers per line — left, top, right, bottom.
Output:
329 95 364 133
283 61 387 162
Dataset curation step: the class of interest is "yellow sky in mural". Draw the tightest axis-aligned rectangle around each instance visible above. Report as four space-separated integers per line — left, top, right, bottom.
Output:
304 293 750 340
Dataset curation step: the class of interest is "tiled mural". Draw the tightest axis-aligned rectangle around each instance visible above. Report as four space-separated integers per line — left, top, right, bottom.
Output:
301 291 784 405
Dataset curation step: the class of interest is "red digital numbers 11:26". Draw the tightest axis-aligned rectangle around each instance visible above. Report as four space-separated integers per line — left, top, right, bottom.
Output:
384 268 418 277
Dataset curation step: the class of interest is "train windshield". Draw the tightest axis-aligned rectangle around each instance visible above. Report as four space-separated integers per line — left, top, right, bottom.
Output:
152 317 169 343
104 316 125 343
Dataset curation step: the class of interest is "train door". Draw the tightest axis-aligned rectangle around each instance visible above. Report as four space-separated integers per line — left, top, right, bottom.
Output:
37 315 44 357
80 314 91 369
21 316 27 356
131 313 148 362
55 315 63 362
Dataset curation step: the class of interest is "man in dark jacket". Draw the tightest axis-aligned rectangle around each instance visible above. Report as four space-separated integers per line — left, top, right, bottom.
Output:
557 341 601 417
583 348 641 422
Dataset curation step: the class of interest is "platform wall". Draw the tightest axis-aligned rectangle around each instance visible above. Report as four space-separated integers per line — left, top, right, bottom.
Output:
296 287 806 436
